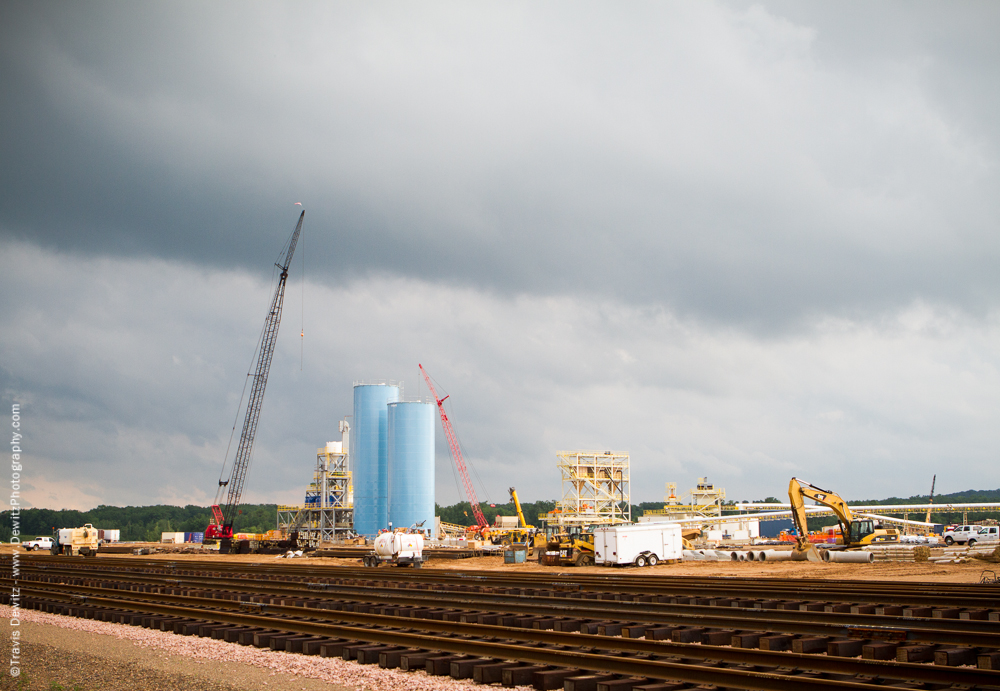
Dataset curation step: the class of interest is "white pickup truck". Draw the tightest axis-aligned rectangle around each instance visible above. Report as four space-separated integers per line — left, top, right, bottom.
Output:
943 525 980 545
943 525 999 546
22 536 54 551
969 526 999 547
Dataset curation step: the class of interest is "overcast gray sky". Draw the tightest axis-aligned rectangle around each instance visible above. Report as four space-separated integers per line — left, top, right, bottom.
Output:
2 1 998 512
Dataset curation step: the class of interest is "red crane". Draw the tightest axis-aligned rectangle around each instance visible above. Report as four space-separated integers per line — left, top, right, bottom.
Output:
418 364 488 530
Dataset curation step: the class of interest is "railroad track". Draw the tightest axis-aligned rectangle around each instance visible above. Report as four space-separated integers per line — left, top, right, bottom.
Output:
4 555 1000 691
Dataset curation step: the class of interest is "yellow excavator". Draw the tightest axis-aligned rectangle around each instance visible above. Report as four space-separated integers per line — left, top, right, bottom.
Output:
789 477 899 561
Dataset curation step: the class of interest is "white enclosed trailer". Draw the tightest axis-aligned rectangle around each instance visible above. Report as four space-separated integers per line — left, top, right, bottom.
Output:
593 522 683 567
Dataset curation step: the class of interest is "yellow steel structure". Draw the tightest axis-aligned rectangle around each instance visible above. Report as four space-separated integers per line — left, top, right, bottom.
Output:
644 477 726 520
543 450 630 529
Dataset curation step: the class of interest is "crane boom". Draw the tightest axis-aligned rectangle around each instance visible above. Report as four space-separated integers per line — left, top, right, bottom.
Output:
509 487 528 529
418 364 488 528
925 474 936 524
207 211 304 543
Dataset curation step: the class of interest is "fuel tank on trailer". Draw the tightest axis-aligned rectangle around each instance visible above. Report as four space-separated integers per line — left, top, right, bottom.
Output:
374 531 424 560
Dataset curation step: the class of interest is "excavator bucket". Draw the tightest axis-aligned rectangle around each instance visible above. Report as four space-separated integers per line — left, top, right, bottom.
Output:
791 543 823 562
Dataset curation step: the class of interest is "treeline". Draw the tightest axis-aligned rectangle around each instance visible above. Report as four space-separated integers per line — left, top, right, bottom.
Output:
854 488 1000 505
846 487 1000 528
0 504 277 542
4 487 997 543
435 499 558 527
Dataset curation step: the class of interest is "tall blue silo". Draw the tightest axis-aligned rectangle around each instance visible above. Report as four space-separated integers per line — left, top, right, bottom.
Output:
387 401 435 538
352 383 400 536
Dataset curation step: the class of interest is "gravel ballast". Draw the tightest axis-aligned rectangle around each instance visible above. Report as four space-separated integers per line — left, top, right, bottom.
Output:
0 605 532 691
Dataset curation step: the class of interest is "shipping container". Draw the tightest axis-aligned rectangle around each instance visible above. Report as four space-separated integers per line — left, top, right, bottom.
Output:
97 529 120 543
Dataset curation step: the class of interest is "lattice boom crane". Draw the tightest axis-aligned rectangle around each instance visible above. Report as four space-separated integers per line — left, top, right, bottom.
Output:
418 364 488 529
206 210 304 544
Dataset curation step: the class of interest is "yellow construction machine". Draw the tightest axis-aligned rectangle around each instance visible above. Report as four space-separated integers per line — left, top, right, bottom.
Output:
538 527 596 567
497 487 543 556
788 477 899 561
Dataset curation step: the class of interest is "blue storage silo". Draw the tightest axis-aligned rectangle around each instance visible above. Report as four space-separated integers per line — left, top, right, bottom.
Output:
352 383 400 536
387 401 435 538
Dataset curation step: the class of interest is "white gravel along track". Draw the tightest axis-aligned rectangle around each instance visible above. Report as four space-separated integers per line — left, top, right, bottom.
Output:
2 605 533 691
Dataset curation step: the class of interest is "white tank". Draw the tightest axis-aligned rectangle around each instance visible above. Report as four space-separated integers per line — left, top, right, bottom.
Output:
374 531 424 560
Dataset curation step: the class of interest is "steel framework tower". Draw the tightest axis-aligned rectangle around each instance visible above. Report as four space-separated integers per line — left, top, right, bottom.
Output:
277 420 354 546
550 450 631 527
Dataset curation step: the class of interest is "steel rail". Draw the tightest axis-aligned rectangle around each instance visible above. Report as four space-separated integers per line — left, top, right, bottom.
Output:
14 583 1000 690
11 586 1000 686
8 567 998 648
12 555 996 609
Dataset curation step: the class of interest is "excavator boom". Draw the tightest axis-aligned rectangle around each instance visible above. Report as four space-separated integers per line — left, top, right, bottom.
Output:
788 477 854 561
788 476 897 561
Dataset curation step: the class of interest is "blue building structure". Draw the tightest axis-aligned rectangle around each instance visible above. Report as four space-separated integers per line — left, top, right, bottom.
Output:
387 401 435 537
352 383 400 536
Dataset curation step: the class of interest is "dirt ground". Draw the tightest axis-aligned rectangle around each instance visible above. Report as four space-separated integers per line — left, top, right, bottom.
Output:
4 543 993 582
2 542 994 690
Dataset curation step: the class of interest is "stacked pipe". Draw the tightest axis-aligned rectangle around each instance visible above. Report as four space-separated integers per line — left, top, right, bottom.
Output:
865 545 931 562
929 544 1000 565
681 549 794 562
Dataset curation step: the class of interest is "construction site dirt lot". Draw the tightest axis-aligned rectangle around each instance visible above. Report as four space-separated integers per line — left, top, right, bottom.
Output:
6 544 991 582
5 544 996 691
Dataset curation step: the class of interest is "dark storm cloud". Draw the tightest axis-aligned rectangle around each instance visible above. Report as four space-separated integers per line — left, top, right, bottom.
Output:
3 2 1000 511
2 1 998 329
3 242 998 509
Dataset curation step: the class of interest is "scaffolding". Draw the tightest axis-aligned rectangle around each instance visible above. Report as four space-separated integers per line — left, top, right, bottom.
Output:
544 450 630 529
277 421 354 546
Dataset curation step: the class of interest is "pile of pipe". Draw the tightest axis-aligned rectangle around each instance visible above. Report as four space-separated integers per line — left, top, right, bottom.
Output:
681 549 792 562
929 544 1000 565
866 544 932 562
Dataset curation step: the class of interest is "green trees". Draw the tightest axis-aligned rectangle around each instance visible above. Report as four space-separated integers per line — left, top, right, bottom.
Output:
435 499 558 527
0 504 278 541
3 486 998 544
